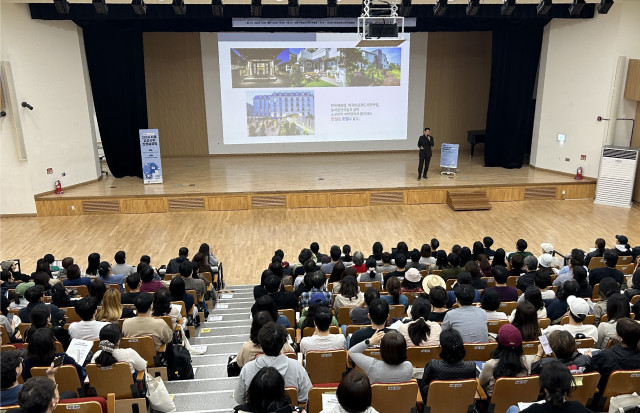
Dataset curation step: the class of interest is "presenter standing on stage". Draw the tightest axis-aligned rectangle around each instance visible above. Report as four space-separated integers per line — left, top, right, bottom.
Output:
417 127 435 180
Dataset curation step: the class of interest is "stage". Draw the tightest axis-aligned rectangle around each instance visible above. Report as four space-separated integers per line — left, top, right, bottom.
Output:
35 152 597 216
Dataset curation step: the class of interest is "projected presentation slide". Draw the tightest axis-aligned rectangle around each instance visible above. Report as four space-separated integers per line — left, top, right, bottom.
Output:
218 33 411 145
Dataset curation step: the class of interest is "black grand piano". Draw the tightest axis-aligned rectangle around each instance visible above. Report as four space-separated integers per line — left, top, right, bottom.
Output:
467 130 486 158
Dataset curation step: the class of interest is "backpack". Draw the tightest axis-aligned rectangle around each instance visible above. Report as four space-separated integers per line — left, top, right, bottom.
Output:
166 342 194 381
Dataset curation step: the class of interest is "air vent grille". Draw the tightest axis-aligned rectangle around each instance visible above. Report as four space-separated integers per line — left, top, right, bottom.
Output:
82 200 120 214
370 191 403 204
252 195 287 208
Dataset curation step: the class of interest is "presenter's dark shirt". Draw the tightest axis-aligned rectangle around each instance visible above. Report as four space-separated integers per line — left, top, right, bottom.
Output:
418 135 435 157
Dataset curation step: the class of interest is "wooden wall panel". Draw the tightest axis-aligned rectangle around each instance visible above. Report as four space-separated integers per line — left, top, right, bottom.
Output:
558 184 596 200
486 187 523 202
35 200 83 217
330 192 369 208
424 32 492 152
406 189 447 204
289 193 330 209
205 195 250 211
624 59 640 101
119 198 168 214
143 33 208 157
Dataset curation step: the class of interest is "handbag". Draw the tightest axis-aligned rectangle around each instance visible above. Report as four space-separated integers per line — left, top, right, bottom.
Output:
227 355 241 377
146 372 176 412
609 393 640 413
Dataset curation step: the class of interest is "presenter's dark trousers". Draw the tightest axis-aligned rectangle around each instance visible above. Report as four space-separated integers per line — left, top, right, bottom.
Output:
418 152 431 178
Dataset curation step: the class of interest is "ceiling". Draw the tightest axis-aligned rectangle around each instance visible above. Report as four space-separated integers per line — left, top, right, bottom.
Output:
1 0 619 6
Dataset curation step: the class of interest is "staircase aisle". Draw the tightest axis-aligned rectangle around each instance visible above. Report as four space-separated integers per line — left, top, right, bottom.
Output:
165 285 254 413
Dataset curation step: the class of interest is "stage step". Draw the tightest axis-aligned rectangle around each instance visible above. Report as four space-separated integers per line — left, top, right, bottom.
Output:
446 190 491 211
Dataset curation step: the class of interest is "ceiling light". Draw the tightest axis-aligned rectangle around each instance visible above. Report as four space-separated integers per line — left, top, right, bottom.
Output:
288 0 299 17
568 0 585 16
466 0 479 16
251 0 262 17
212 0 223 16
93 0 108 15
132 0 146 15
54 0 70 14
597 0 613 14
327 0 338 17
536 0 551 15
400 0 412 17
501 0 516 16
433 0 447 16
172 0 186 14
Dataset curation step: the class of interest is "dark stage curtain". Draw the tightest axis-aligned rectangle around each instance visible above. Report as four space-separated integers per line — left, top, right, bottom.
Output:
484 26 544 169
83 27 147 178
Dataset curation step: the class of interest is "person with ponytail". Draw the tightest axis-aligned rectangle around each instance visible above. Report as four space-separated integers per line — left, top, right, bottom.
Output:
380 276 409 311
397 296 441 347
357 257 382 284
92 323 147 374
333 276 364 312
518 359 591 413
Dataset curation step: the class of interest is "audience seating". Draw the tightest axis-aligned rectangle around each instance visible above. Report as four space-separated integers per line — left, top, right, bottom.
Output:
302 326 340 338
487 320 509 335
538 318 551 329
345 324 370 336
119 336 166 379
565 372 600 406
463 343 498 362
489 375 540 413
286 327 296 343
587 259 605 270
521 341 539 356
1 344 17 351
403 292 421 305
86 362 142 399
22 341 64 353
481 277 496 287
600 370 640 411
388 305 406 319
63 307 82 323
574 338 595 349
307 385 339 413
445 279 456 291
498 302 518 315
1 325 11 344
284 387 298 406
406 345 441 368
616 264 634 275
362 348 382 360
506 277 518 288
278 309 296 328
371 380 419 413
631 295 640 305
68 285 89 297
31 365 83 396
592 284 600 301
424 379 477 413
358 281 381 291
305 350 347 384
560 315 595 325
617 255 633 265
337 306 355 326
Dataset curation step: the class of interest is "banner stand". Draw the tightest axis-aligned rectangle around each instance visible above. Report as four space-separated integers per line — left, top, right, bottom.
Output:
139 129 163 184
440 143 459 176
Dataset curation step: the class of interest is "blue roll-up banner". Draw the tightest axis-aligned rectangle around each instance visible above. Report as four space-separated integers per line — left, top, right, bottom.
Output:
440 143 459 169
139 129 163 184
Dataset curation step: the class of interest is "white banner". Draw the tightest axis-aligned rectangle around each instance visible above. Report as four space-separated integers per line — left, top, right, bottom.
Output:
139 129 163 184
232 17 417 28
440 143 459 169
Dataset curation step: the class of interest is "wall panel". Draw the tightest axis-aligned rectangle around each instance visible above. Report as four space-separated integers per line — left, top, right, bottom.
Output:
144 32 209 157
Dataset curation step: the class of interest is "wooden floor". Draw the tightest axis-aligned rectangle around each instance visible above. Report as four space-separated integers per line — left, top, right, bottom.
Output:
2 200 638 286
39 152 592 199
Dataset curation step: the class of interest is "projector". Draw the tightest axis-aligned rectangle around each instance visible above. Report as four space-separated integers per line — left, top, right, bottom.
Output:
367 23 399 38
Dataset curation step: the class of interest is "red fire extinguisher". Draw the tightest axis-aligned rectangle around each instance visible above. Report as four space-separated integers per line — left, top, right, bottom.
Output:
575 167 583 180
55 180 63 194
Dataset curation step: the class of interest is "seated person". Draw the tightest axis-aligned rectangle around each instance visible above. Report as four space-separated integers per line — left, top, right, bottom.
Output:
260 275 297 312
234 367 302 413
588 249 624 286
516 256 539 292
358 257 383 285
401 268 424 293
15 375 61 413
348 330 413 384
512 286 547 321
122 293 173 351
1 351 24 406
533 270 556 300
139 265 165 293
321 245 342 275
68 296 108 340
511 302 542 342
377 252 396 274
383 253 407 286
380 276 408 310
543 296 598 342
592 277 620 326
405 249 427 271
97 261 126 292
465 261 487 290
442 284 488 343
299 300 338 331
253 268 282 300
179 261 208 314
18 286 65 328
531 330 591 374
623 268 640 301
169 276 194 315
426 286 449 323
121 272 142 305
111 251 135 277
596 293 631 349
300 306 346 356
300 271 332 309
293 257 315 291
545 281 579 323
349 299 390 348
419 329 476 401
396 296 441 347
479 324 531 397
251 295 291 328
507 239 534 261
235 322 312 404
574 266 593 299
61 264 91 289
151 288 181 329
91 323 147 374
321 370 376 413
480 289 508 321
446 272 481 308
332 275 364 312
506 254 525 279
22 328 85 382
350 288 380 325
236 311 295 367
439 253 461 281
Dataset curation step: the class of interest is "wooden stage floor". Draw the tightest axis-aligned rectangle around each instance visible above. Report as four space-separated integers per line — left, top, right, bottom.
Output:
34 152 597 216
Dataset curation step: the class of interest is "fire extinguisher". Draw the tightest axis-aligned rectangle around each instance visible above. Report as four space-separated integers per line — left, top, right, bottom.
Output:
575 167 583 180
55 180 63 194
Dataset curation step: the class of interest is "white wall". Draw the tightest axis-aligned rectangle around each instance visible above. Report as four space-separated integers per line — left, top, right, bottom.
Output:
531 2 640 178
0 3 99 215
202 32 428 154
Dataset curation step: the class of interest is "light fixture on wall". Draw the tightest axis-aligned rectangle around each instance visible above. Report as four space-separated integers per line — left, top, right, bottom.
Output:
501 0 516 16
466 0 480 16
93 0 108 15
212 0 224 16
400 0 412 17
536 0 551 15
53 0 70 14
327 0 338 17
433 0 447 16
568 0 585 16
132 0 146 15
172 0 186 15
597 0 613 14
288 0 299 17
251 0 262 17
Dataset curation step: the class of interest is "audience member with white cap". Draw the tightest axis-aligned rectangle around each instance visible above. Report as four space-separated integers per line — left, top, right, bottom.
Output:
540 243 564 268
542 296 598 341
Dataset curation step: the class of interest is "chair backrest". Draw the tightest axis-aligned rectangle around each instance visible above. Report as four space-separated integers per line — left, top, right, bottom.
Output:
86 362 135 399
156 316 173 330
498 301 518 315
463 342 498 361
574 337 595 349
186 289 198 304
601 314 609 323
487 319 509 334
0 325 10 345
358 281 381 292
402 292 418 305
587 258 605 270
198 272 213 286
286 328 296 343
1 344 17 352
307 385 338 413
285 285 294 292
371 380 419 413
284 387 298 406
337 306 355 326
560 315 595 325
445 279 456 291
53 400 103 413
31 365 82 395
171 301 187 317
506 276 518 288
345 324 370 336
538 318 550 329
632 295 640 305
424 379 477 413
521 341 540 356
278 309 296 328
617 255 633 265
388 305 406 319
419 270 428 278
601 370 640 410
18 323 31 338
362 348 382 360
164 273 176 281
616 264 634 275
565 372 600 406
305 350 347 384
406 345 441 368
592 284 600 301
106 284 121 291
481 277 495 287
302 326 340 338
119 336 158 367
63 307 82 323
68 285 89 297
490 376 540 413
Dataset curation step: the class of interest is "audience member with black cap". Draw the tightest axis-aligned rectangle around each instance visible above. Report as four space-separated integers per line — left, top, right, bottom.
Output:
442 283 488 343
349 298 391 348
614 234 632 256
589 249 624 286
